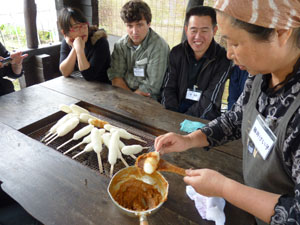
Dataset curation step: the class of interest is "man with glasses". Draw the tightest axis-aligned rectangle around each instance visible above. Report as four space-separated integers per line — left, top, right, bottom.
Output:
107 0 169 100
59 7 111 83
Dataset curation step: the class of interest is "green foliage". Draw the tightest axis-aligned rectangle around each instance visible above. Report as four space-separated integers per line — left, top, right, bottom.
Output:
1 24 27 51
1 24 54 51
38 30 52 44
12 79 21 91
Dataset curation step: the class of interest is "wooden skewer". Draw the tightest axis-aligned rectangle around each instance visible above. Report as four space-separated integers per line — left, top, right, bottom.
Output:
130 154 136 159
57 138 73 150
45 135 59 146
63 134 91 155
132 136 147 144
63 142 83 155
97 153 103 173
41 131 52 142
41 114 74 142
44 133 57 143
72 143 93 159
59 125 93 150
110 164 114 177
119 156 129 167
72 150 85 159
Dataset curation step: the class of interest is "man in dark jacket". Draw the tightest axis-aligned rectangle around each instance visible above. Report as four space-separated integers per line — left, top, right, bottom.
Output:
161 6 231 120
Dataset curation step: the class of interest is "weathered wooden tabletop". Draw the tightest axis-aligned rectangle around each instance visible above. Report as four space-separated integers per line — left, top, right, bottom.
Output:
0 75 255 225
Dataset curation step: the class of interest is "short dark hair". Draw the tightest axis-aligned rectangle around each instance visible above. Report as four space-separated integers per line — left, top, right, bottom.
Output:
185 6 217 27
295 28 300 49
58 7 87 34
231 17 274 41
231 17 300 49
120 0 152 24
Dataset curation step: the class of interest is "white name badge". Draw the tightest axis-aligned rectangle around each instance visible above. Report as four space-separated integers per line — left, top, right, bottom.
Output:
134 67 145 77
249 114 277 160
186 89 202 101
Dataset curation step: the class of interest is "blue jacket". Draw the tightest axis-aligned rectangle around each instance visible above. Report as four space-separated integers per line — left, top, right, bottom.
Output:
227 65 248 110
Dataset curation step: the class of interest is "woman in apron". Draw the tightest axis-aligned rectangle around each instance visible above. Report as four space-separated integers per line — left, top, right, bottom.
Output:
155 1 300 224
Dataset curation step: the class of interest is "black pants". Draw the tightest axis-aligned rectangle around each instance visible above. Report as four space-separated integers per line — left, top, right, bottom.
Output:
0 78 14 96
0 187 42 225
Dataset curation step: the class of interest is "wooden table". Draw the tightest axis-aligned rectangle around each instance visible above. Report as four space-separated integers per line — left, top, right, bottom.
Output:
0 75 255 225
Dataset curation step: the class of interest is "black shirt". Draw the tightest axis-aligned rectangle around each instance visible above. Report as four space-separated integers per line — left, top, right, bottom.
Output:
179 46 207 113
60 35 111 83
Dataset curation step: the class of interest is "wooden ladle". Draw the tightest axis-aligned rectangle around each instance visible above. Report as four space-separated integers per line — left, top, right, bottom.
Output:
135 153 186 176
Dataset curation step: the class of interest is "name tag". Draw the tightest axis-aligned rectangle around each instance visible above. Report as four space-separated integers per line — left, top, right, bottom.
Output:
248 114 277 160
186 89 202 101
134 67 144 77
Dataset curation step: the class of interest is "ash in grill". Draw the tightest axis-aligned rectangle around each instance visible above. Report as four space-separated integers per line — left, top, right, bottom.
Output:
27 110 155 178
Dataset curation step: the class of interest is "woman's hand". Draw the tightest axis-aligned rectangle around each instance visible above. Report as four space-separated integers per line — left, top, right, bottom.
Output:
10 52 28 75
155 130 209 155
134 89 150 97
10 52 28 65
184 169 227 197
154 132 192 155
65 36 74 47
73 37 85 53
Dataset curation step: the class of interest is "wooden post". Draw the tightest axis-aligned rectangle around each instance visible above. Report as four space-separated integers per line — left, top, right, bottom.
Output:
92 0 99 27
181 0 204 42
24 0 39 49
55 0 64 41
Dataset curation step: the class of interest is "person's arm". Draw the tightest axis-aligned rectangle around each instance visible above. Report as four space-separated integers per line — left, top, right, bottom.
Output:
73 37 90 72
161 48 180 111
107 41 130 90
184 169 280 223
10 51 28 75
59 38 77 77
155 129 209 155
0 43 27 78
185 59 232 120
271 185 300 224
266 116 300 224
11 63 22 75
0 59 14 78
0 44 12 78
134 89 150 97
80 37 110 82
138 40 170 100
112 77 131 91
222 177 279 223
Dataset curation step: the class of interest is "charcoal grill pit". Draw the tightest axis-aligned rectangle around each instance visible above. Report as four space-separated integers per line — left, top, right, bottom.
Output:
20 101 158 178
